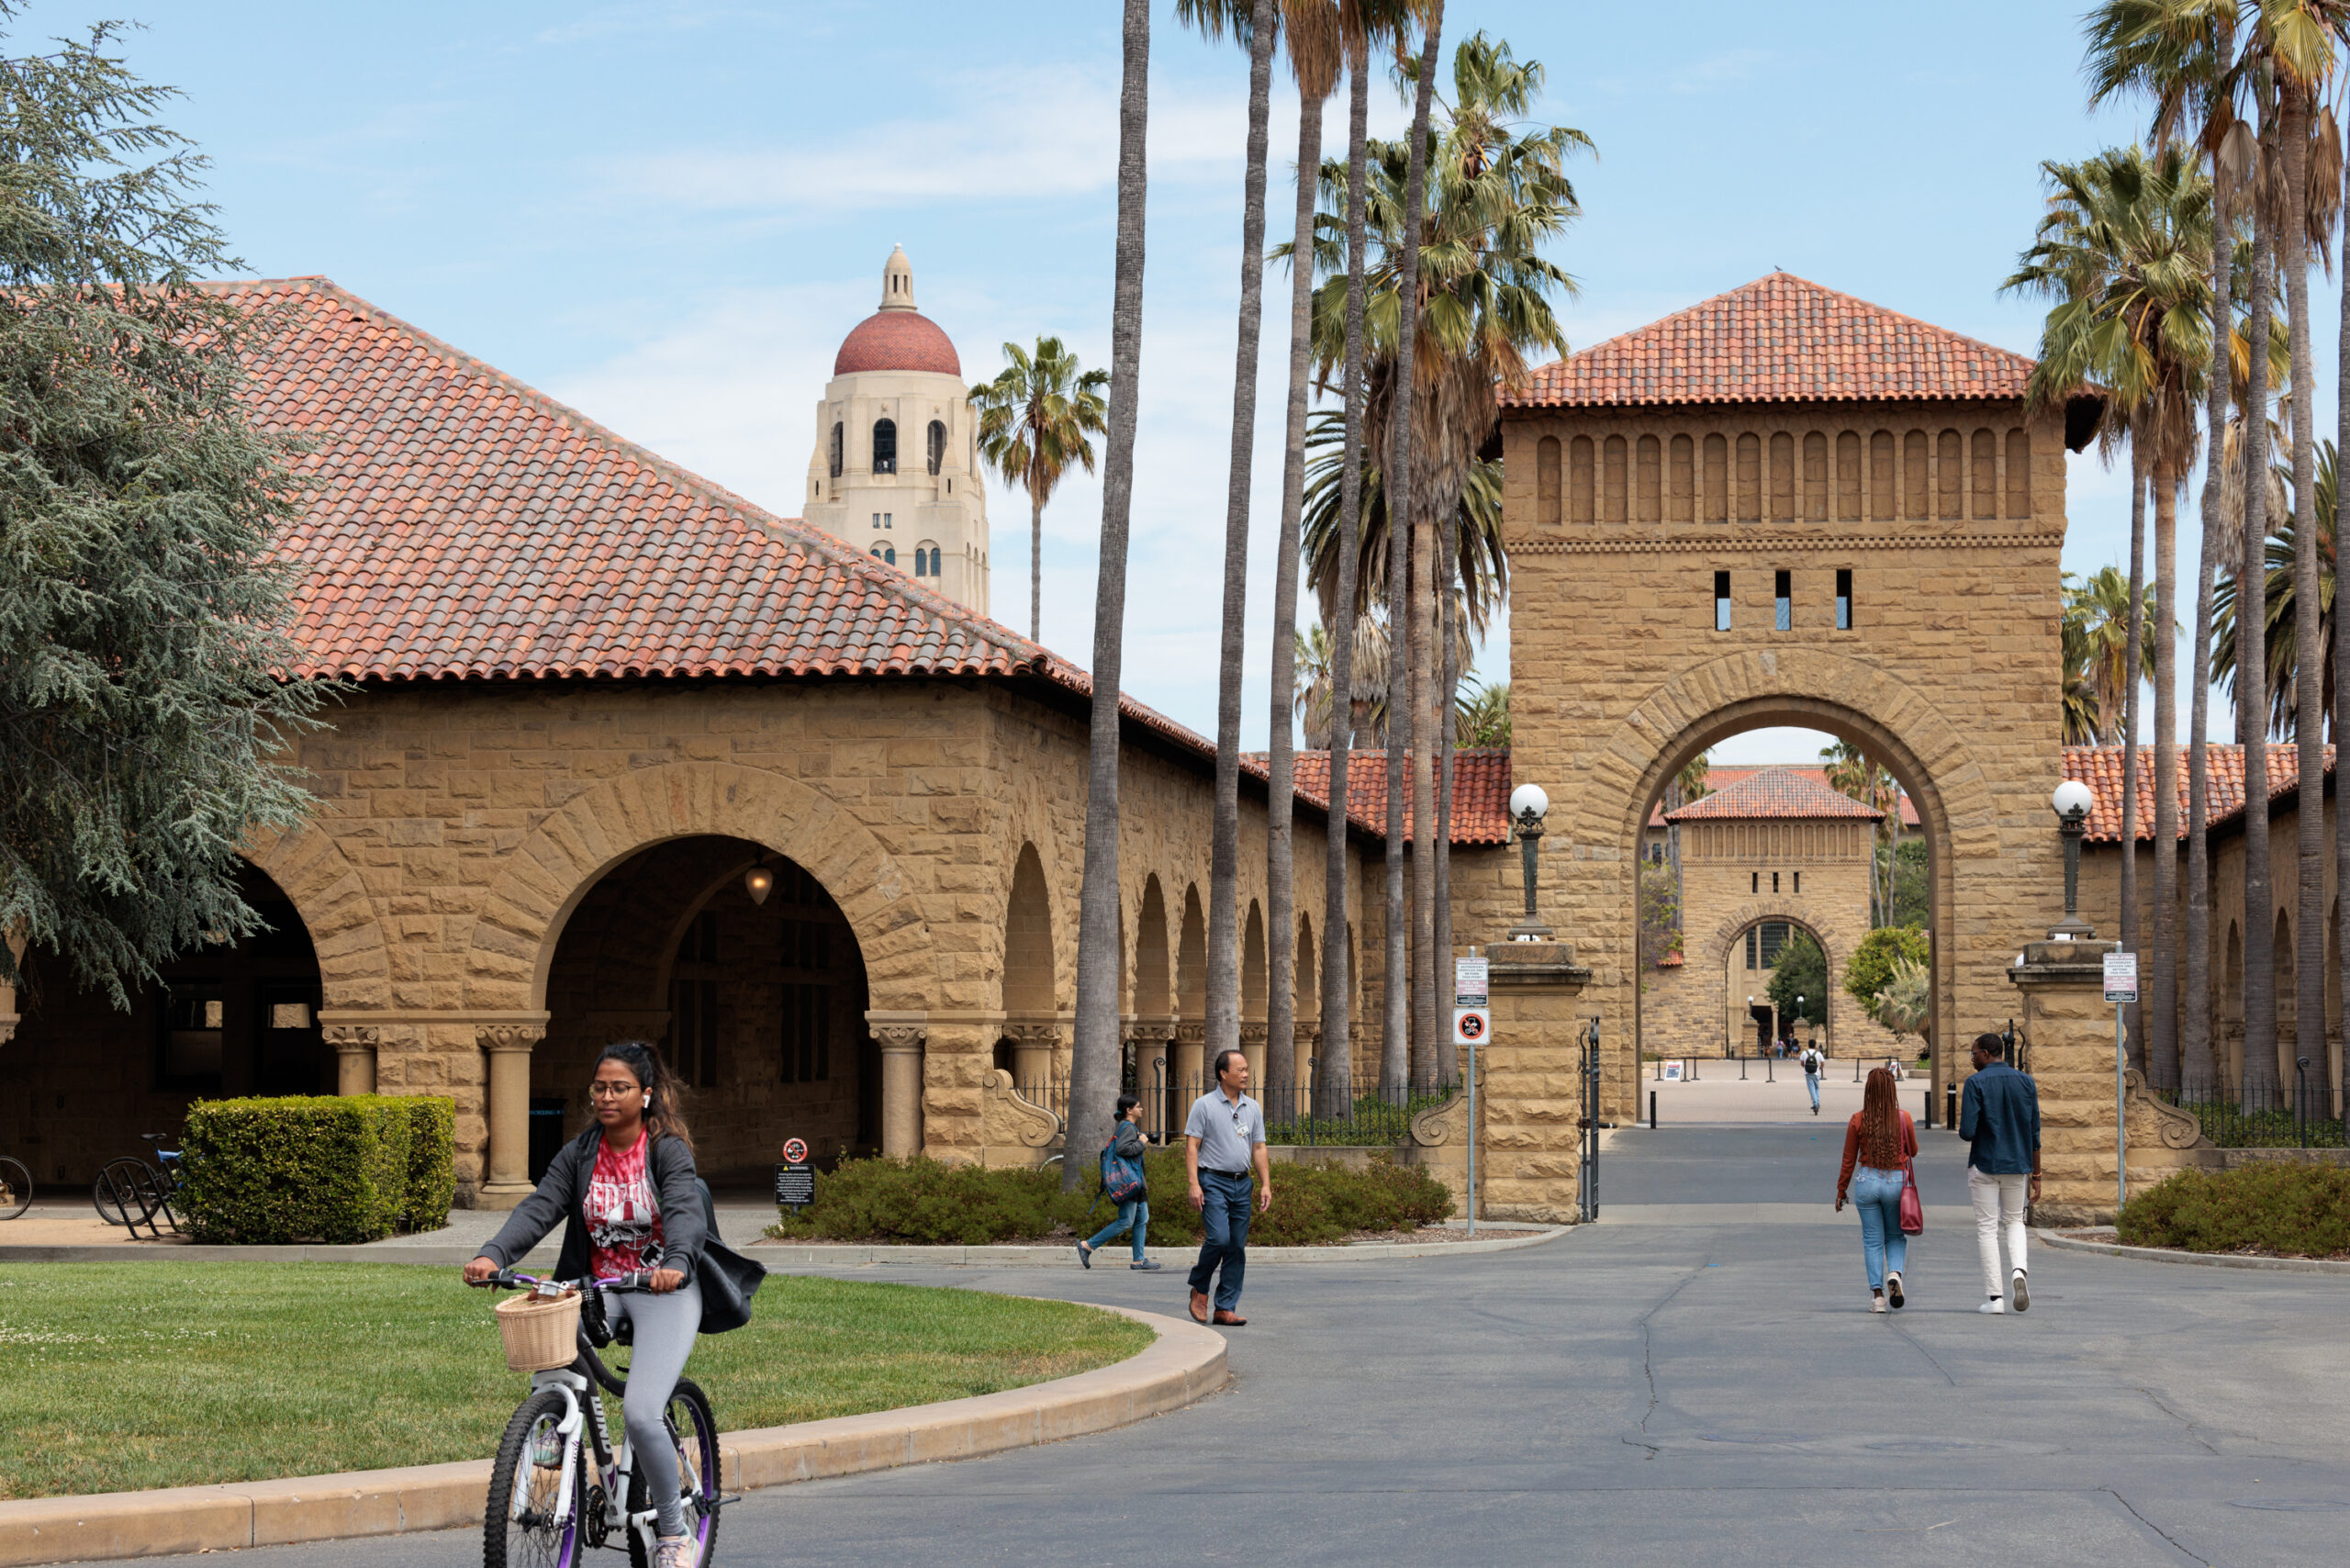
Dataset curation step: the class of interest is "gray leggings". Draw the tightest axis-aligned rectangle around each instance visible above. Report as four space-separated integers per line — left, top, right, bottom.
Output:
604 1281 701 1539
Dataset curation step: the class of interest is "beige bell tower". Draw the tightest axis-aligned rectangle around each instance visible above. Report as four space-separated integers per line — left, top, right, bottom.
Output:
804 248 990 619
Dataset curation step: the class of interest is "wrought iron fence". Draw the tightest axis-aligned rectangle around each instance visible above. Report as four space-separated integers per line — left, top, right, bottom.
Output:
1018 1075 1455 1148
2156 1077 2345 1149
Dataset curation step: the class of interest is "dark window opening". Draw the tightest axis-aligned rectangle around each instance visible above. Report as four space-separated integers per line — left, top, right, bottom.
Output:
1759 921 1791 967
1745 927 1759 969
828 421 843 479
1751 870 1759 895
780 863 835 1084
1774 569 1791 631
1836 568 1852 630
872 418 897 475
1794 870 1801 894
927 420 946 476
1772 871 1781 893
1714 570 1731 631
158 981 225 1090
667 910 721 1089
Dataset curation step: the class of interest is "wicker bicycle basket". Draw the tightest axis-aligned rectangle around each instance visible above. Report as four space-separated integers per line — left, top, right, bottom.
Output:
495 1288 582 1372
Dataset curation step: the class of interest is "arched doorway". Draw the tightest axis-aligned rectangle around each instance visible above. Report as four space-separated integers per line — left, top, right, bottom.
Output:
539 835 874 1184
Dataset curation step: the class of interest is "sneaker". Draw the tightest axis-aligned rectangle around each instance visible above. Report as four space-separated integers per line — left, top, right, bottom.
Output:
1076 1241 1092 1270
1978 1297 2006 1315
1870 1293 1886 1314
2010 1270 2030 1313
1130 1259 1164 1271
1885 1271 1904 1309
653 1534 700 1568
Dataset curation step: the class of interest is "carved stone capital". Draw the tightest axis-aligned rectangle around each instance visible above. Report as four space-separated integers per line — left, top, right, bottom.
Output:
0 1012 18 1047
1237 1023 1270 1047
1174 1022 1207 1047
324 1024 382 1054
873 1025 928 1054
476 1023 546 1054
1123 1017 1178 1045
1002 1021 1065 1047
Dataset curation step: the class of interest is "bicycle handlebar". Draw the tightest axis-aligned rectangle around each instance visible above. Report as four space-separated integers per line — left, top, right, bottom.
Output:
467 1269 656 1294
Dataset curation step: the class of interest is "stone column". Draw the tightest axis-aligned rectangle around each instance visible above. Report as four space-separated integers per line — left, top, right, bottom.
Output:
869 1020 927 1159
1171 1022 1206 1102
1237 1022 1270 1094
1002 1020 1061 1089
916 1013 1002 1166
325 1025 381 1096
476 1021 546 1209
1125 1017 1179 1138
1483 938 1593 1224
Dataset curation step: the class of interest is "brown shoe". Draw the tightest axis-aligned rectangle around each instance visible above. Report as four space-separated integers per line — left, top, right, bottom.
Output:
1213 1309 1248 1327
1189 1289 1210 1324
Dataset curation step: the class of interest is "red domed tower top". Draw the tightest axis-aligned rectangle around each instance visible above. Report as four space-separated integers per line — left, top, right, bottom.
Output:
833 245 961 377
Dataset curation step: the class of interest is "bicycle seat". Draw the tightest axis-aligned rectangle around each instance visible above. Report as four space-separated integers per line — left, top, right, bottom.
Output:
140 1134 169 1144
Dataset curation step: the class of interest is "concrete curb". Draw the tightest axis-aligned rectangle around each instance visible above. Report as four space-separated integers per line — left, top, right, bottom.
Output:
2033 1227 2350 1276
0 1225 1569 1269
0 1304 1224 1566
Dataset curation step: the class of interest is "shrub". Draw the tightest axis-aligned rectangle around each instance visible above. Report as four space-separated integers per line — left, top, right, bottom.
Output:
768 1148 1454 1248
2117 1162 2350 1258
397 1096 457 1231
1844 925 1929 1025
180 1095 410 1244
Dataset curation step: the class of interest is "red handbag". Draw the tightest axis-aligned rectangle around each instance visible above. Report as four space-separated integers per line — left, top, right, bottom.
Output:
1897 1114 1925 1235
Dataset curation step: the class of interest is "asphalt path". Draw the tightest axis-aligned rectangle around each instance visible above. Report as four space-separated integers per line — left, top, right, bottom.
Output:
79 1127 2350 1568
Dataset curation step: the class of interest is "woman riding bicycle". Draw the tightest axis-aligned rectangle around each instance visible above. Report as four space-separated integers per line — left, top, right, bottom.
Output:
465 1042 716 1568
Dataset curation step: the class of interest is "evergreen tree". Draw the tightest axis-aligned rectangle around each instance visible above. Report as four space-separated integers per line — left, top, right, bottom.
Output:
0 7 323 1005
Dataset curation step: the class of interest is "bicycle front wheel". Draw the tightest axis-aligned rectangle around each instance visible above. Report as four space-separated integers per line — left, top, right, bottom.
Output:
0 1157 31 1220
93 1159 158 1226
485 1386 580 1568
625 1378 721 1568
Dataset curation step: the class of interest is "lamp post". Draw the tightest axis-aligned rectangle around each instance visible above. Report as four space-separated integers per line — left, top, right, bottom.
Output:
1509 783 1553 942
2049 778 2097 940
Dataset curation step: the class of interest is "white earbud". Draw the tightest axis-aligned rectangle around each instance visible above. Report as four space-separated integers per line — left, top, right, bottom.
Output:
642 1093 652 1109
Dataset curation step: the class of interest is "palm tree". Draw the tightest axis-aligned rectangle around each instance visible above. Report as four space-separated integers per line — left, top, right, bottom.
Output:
2213 441 2338 729
1822 741 1901 927
1299 411 1507 650
2067 566 2165 744
1264 0 1342 1101
1454 676 1507 745
969 338 1110 644
2062 586 2105 745
1295 613 1391 749
1176 0 1281 1086
1064 0 1152 1191
2006 140 2211 1080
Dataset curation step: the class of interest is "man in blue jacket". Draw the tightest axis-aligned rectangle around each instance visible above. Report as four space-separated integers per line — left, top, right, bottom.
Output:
1959 1030 2041 1314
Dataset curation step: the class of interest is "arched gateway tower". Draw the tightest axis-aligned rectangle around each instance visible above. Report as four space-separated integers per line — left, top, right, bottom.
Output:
1467 273 2108 1219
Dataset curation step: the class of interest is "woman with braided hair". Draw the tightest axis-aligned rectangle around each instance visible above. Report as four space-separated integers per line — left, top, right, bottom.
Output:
1834 1067 1919 1314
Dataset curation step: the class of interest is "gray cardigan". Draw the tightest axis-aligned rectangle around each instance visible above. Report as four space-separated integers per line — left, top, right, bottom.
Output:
478 1126 708 1286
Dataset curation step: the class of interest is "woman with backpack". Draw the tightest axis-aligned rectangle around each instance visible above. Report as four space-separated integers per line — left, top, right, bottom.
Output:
1833 1066 1919 1314
1078 1093 1161 1271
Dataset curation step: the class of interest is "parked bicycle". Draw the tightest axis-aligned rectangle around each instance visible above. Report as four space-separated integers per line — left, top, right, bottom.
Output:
0 1154 31 1220
93 1134 183 1237
470 1268 723 1568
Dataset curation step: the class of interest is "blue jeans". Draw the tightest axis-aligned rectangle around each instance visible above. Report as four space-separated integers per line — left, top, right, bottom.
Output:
1188 1169 1253 1311
1850 1165 1908 1290
1807 1072 1821 1109
1086 1199 1148 1260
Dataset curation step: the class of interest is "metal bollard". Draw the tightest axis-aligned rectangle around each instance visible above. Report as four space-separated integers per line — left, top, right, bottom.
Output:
1922 1086 1933 1129
1689 1054 1699 1081
1740 1050 1747 1081
1650 1090 1658 1130
1945 1082 1958 1130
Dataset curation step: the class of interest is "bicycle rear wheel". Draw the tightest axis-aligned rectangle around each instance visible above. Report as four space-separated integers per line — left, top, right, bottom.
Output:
625 1378 721 1567
0 1157 31 1220
485 1386 580 1568
93 1159 159 1227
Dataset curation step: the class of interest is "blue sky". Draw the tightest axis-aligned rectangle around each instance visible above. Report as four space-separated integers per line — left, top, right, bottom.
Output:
33 0 2315 765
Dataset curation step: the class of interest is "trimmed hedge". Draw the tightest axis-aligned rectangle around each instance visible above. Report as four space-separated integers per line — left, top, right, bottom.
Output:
179 1094 456 1245
2117 1162 2350 1259
767 1148 1454 1248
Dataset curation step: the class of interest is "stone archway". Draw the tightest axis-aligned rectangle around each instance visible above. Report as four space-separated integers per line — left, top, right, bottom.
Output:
1700 901 1844 1055
245 821 393 1091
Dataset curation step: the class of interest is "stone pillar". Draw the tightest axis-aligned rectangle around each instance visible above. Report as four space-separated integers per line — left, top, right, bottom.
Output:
1002 1020 1061 1088
476 1021 546 1209
1483 939 1593 1224
868 1018 927 1159
1126 1017 1179 1138
2009 935 2132 1225
1237 1022 1270 1093
326 1025 381 1096
916 1013 1002 1166
1171 1022 1206 1102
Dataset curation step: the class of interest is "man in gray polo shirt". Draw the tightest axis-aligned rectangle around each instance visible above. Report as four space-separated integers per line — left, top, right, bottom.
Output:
1184 1047 1273 1327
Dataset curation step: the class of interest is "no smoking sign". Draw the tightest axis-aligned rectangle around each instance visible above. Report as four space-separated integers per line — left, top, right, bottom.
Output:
1453 1007 1490 1046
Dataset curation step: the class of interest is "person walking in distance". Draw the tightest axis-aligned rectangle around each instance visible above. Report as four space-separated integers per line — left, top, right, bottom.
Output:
1835 1067 1919 1312
1959 1030 2041 1314
1184 1048 1272 1327
1078 1093 1162 1271
1801 1040 1824 1114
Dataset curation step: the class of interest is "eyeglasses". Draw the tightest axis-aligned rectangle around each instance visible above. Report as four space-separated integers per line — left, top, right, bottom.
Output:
587 1082 643 1100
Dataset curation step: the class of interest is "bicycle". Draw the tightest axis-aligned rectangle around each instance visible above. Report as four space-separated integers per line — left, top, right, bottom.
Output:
0 1154 30 1220
471 1269 724 1568
94 1134 184 1237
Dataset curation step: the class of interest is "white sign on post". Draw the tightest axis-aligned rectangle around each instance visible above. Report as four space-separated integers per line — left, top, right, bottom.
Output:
1454 957 1490 1008
1452 1007 1490 1046
2102 951 2138 1003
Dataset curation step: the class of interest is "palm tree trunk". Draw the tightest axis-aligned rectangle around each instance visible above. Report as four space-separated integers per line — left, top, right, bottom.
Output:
2337 142 2350 1121
2151 460 2180 1092
1266 80 1325 1105
2282 82 2325 1103
1066 0 1150 1189
1028 477 1044 644
2238 90 2279 1099
2184 142 2233 1092
1204 0 1279 1081
1395 3 1443 1092
2121 450 2144 1071
1319 49 1372 1117
1436 546 1460 1086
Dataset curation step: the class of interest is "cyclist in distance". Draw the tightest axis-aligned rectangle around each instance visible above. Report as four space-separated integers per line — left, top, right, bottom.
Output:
464 1041 711 1568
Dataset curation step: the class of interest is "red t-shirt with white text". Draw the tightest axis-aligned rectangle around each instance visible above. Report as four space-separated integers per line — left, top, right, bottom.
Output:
585 1134 665 1278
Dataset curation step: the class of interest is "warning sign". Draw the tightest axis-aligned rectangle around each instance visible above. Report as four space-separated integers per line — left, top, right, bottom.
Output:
2102 951 2138 1003
1453 1007 1490 1046
1454 957 1490 1008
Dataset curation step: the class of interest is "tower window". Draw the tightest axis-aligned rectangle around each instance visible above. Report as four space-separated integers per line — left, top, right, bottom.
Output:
1774 569 1791 631
1759 921 1790 967
1714 570 1731 631
1751 870 1759 894
870 543 896 566
872 512 881 530
873 418 898 475
1836 568 1853 630
1745 927 1759 969
928 420 946 476
829 422 843 479
1793 870 1801 894
1772 871 1780 893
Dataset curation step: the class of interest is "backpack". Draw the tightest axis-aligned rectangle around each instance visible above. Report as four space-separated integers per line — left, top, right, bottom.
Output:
1100 1135 1147 1204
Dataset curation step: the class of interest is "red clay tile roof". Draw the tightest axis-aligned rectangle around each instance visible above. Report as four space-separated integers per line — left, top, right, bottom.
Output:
1655 951 1685 968
1279 749 1513 846
1649 766 1920 829
1504 272 2038 409
2063 745 2334 843
834 309 961 376
1664 767 1885 823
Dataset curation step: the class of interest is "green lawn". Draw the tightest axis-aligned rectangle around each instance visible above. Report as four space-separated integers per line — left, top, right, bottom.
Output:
0 1262 1151 1500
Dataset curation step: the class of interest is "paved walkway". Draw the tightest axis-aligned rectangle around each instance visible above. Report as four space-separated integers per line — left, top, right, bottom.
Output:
67 1128 2350 1567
